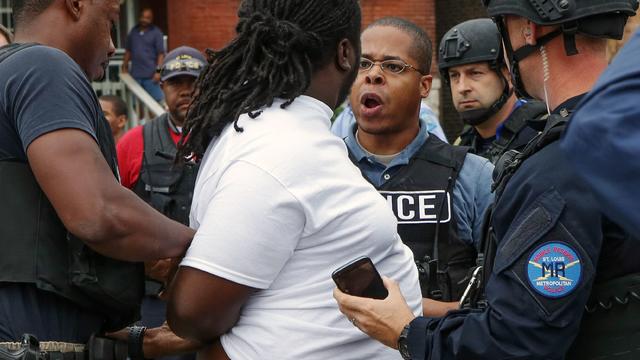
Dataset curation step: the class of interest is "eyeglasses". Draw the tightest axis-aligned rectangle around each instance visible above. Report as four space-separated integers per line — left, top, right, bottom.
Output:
359 58 425 75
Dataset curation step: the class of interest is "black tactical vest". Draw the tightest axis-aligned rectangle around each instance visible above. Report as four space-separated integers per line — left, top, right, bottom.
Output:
351 135 477 301
133 113 198 226
0 43 144 331
458 100 547 164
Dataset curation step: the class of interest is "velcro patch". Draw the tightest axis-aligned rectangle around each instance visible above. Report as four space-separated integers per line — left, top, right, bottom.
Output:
379 190 451 224
526 242 582 299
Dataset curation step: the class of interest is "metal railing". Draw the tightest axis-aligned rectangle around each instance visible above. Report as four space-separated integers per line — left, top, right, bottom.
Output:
92 49 165 129
0 0 13 32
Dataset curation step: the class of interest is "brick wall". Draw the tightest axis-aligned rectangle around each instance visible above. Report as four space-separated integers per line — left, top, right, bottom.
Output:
167 1 436 66
167 0 241 53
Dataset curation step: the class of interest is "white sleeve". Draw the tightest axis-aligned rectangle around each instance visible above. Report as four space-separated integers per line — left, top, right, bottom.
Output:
181 160 305 289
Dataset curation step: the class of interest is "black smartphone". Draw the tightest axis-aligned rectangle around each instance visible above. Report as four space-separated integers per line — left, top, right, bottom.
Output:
332 256 388 300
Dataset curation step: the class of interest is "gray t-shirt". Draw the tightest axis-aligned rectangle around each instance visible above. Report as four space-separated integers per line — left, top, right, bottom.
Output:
0 45 100 162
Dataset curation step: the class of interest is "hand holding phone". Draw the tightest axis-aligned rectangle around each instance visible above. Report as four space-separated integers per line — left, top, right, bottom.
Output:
332 256 388 300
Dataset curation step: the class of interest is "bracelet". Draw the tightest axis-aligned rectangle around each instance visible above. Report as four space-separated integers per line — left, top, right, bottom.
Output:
128 326 147 360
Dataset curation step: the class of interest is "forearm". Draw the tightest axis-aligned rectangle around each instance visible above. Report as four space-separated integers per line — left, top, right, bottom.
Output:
79 185 193 261
421 298 459 318
122 51 131 71
156 53 164 67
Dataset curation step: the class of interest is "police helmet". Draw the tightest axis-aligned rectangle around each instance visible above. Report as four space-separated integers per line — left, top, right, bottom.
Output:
438 18 503 83
483 0 638 41
438 19 513 126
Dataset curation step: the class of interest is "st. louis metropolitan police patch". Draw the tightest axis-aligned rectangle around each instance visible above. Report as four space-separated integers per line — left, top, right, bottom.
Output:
526 242 582 298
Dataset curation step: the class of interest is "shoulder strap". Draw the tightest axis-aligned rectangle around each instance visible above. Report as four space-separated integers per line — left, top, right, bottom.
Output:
494 100 547 147
492 112 570 199
414 134 469 175
0 43 38 65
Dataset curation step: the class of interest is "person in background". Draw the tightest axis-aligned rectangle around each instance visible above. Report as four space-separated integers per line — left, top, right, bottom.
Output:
122 8 165 102
99 95 129 143
439 18 547 164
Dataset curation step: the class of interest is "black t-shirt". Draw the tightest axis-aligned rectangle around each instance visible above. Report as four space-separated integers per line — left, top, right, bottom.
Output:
0 45 100 162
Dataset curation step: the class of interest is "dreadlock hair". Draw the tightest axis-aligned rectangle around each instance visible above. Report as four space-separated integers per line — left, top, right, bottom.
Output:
11 0 55 27
178 0 361 159
366 17 432 74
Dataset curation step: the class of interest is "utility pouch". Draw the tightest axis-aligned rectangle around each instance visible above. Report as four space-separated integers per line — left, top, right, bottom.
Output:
86 335 127 360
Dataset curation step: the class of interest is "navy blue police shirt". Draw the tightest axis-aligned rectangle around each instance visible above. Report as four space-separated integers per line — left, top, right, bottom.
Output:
405 95 640 359
561 29 640 239
0 45 105 342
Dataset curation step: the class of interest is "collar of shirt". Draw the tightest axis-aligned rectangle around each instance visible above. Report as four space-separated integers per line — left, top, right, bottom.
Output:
345 119 428 187
552 94 586 115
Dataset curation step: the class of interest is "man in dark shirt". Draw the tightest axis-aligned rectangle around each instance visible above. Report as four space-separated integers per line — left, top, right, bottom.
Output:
122 8 165 102
0 0 193 347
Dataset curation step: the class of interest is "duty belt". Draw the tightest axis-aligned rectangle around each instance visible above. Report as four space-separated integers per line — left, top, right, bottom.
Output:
0 335 85 360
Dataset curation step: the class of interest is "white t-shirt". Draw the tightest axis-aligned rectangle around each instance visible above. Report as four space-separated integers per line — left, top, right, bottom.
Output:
183 95 422 359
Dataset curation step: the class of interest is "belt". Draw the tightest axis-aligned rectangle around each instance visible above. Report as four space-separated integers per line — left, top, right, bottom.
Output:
0 343 84 353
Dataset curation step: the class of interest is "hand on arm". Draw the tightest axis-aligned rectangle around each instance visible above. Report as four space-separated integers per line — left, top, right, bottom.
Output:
333 277 416 349
27 129 194 261
106 322 203 358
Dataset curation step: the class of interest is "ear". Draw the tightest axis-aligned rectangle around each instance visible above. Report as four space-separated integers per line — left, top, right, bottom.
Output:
419 74 432 99
336 38 356 73
523 20 537 46
64 0 84 21
116 115 127 130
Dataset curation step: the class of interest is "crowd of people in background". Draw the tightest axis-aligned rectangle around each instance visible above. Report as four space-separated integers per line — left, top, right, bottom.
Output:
1 0 640 359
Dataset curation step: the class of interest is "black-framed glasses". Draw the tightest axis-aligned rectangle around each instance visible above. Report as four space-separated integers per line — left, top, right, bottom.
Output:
359 58 426 75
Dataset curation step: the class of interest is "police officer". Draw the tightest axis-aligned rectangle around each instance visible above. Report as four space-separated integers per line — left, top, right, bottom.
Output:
334 1 640 359
345 17 494 317
439 18 547 164
0 0 193 354
115 46 205 360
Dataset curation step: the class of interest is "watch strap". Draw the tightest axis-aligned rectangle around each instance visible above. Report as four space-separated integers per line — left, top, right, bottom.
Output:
397 324 412 360
128 326 147 360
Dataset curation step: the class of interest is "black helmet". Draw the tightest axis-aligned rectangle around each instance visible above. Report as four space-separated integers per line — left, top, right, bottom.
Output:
438 19 513 126
483 0 637 40
482 0 637 98
438 18 503 83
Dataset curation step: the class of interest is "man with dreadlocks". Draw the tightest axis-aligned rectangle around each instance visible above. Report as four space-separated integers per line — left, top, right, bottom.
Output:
166 1 422 359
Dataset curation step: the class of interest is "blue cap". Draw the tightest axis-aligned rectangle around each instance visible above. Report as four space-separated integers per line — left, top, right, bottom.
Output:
159 46 206 81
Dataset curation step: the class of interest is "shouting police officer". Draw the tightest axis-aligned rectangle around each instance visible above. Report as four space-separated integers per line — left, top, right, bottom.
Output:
440 18 547 164
345 17 494 317
334 1 640 359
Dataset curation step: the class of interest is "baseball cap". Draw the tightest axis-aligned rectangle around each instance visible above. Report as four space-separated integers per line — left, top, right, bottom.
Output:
159 46 207 81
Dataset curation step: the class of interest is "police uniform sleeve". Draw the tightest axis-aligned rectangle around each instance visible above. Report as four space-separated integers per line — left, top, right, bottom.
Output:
5 46 98 152
407 158 601 359
561 29 640 238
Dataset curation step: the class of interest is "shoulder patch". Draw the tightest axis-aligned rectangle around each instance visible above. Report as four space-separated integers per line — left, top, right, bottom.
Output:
526 242 582 298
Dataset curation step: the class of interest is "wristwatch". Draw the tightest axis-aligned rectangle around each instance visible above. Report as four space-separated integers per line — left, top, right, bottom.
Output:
397 323 412 360
128 325 147 360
